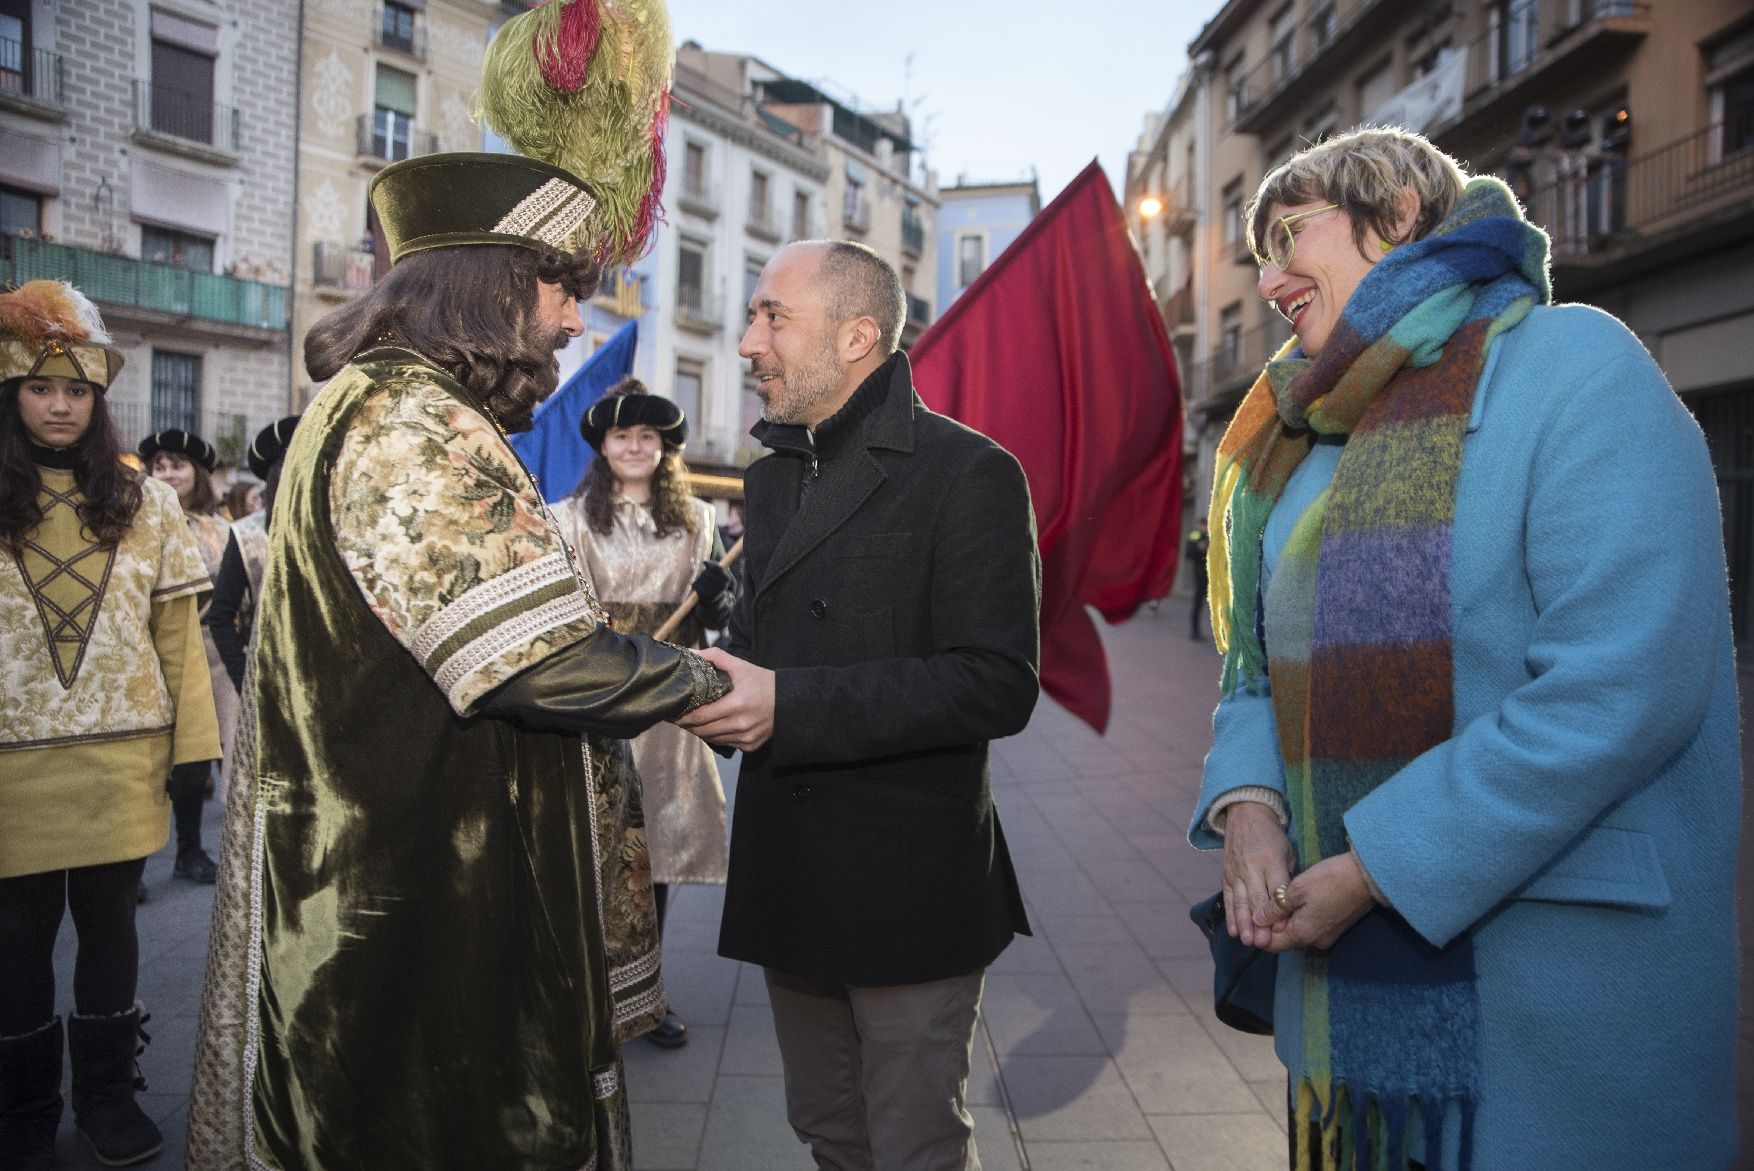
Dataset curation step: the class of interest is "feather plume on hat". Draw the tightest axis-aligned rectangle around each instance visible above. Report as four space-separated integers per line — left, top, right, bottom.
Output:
0 280 125 389
476 0 673 267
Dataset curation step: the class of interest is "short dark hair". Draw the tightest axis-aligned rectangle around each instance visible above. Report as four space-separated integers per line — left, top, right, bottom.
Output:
816 241 905 355
303 244 601 429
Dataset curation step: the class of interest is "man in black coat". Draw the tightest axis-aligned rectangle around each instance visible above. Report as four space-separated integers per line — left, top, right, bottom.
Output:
681 241 1039 1171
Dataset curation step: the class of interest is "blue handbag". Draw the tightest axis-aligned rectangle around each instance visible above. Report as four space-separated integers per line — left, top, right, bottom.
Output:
1189 892 1276 1035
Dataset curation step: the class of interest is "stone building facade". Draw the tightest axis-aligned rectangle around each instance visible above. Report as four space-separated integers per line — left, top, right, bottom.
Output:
1166 0 1754 638
291 0 513 406
1 0 297 467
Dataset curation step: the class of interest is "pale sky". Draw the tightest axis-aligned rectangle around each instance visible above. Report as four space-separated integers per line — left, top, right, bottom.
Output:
662 0 1213 205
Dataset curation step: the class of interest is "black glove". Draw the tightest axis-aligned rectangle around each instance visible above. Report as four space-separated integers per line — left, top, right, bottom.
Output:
166 760 218 799
690 560 736 628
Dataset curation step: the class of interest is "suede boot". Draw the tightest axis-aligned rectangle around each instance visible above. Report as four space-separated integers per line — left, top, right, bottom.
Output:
0 1017 61 1171
68 1006 162 1167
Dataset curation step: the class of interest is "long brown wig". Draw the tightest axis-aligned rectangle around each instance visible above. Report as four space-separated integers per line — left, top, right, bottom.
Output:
0 379 143 551
304 243 601 431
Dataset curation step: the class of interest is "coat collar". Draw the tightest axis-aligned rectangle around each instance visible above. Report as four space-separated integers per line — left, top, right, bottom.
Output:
744 353 921 599
750 351 918 461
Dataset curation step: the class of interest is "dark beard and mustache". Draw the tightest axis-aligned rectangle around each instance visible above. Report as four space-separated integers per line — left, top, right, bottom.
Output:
480 328 570 433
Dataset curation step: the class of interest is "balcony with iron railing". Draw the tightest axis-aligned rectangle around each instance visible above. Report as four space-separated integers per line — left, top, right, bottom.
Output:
0 235 288 333
591 269 648 318
1232 0 1399 135
374 4 427 60
1160 280 1195 338
310 241 376 297
1519 109 1754 288
677 175 719 219
746 201 782 242
1187 319 1292 413
1443 1 1650 137
675 290 724 334
843 196 871 234
355 112 438 166
0 40 65 115
901 209 926 256
132 80 241 160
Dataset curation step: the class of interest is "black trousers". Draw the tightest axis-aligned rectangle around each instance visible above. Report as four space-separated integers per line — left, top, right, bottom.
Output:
0 858 147 1033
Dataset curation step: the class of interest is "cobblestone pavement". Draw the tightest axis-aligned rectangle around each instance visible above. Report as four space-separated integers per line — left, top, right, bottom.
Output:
45 603 1751 1169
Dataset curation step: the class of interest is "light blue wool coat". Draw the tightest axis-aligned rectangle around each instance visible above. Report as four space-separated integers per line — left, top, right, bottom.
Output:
1191 304 1741 1170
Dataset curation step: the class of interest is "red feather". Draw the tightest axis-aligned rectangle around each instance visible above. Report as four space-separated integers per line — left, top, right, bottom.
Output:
535 0 600 94
627 93 671 262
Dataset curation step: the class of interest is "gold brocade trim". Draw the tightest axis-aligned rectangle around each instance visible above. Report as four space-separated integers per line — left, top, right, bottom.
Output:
151 575 211 600
12 482 118 689
0 723 173 753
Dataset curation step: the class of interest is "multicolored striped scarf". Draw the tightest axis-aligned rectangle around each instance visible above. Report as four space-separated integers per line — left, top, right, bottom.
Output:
1207 178 1550 1170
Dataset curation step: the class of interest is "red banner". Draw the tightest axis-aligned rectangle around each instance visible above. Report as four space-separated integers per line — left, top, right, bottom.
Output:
912 161 1183 732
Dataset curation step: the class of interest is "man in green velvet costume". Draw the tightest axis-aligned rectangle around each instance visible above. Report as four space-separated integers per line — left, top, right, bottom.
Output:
183 3 723 1168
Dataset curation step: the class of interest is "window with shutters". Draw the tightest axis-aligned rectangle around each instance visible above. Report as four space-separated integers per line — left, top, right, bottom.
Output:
373 65 417 161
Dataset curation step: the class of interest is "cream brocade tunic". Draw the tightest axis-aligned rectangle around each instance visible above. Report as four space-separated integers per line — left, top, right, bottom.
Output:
187 510 239 773
0 472 222 878
554 494 728 885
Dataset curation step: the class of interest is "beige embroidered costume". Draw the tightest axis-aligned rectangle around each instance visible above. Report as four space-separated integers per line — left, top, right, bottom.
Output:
0 474 221 877
556 493 729 884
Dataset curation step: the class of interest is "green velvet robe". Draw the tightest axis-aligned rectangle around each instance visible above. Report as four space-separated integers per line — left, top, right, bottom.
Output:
187 351 720 1171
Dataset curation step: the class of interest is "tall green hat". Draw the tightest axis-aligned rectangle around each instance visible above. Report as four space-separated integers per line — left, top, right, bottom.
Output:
371 0 673 268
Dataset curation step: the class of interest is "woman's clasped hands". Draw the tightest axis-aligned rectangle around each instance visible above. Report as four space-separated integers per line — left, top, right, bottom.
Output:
1219 800 1381 953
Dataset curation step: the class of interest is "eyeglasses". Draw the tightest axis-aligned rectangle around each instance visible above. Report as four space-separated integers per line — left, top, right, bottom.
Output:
1253 203 1340 270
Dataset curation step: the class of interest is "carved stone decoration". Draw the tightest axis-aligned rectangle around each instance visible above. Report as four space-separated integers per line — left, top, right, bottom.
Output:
308 49 355 141
305 178 348 247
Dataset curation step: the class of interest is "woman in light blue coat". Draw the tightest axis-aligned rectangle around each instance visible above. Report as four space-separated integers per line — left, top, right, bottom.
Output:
1192 125 1739 1171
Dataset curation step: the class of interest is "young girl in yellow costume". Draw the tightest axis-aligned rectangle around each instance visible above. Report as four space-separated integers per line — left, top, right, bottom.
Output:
0 281 221 1169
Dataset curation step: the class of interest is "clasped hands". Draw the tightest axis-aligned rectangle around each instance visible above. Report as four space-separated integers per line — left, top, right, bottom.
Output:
676 646 774 752
1221 801 1380 953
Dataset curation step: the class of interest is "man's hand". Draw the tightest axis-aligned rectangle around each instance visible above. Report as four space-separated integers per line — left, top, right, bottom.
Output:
676 646 774 752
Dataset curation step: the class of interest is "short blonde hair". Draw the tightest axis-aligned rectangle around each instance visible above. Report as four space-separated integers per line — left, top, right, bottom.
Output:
1246 125 1470 263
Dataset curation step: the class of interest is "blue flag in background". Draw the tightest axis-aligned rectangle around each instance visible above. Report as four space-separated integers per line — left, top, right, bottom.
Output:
511 319 638 503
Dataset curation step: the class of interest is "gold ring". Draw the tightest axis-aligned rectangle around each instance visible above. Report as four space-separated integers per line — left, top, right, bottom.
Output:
1272 884 1290 911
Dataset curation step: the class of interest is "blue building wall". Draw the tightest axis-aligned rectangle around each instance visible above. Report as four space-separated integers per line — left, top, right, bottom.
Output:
935 183 1039 315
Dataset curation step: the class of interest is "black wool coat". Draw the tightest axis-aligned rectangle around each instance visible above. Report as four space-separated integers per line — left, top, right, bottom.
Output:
717 352 1041 986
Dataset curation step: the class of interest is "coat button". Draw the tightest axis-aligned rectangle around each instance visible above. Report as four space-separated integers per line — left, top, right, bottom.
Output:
792 782 813 803
810 599 827 618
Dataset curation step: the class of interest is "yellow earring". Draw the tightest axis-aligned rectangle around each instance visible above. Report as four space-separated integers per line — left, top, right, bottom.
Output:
1380 239 1394 253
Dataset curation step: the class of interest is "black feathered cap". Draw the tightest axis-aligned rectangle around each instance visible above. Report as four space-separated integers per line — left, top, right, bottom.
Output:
247 415 301 479
138 429 219 474
580 392 687 452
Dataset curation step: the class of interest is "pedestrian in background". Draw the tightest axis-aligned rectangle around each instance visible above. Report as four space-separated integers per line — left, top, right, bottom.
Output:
137 429 230 883
1185 515 1210 640
1192 125 1739 1169
553 380 737 1049
681 240 1041 1171
0 281 220 1169
222 477 261 522
205 415 298 696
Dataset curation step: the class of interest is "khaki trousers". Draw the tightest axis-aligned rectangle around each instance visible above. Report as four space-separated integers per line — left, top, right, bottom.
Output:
764 967 985 1171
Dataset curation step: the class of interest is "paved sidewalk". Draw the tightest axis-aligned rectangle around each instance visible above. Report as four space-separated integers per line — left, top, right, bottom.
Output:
43 604 1751 1169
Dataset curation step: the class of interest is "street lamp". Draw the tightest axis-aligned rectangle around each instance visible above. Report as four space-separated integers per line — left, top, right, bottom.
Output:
1138 195 1165 220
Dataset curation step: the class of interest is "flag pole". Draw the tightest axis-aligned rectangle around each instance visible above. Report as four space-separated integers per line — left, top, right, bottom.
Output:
652 537 744 642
